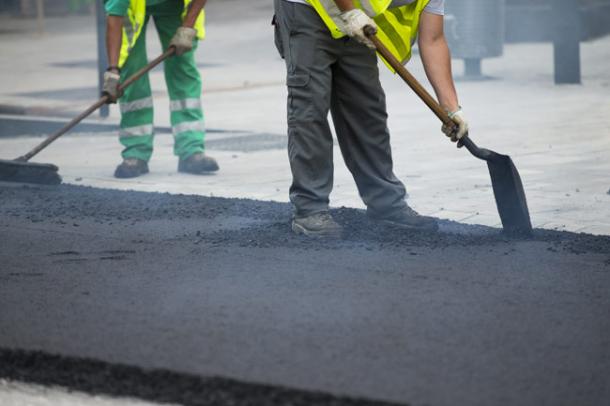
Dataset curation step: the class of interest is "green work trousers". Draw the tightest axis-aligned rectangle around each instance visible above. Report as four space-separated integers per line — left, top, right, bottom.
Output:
118 2 205 162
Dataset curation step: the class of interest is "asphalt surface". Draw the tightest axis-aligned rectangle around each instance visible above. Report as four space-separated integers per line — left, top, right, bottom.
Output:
0 183 609 406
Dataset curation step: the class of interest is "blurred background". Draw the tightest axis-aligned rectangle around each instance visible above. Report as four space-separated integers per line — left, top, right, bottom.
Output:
5 0 610 41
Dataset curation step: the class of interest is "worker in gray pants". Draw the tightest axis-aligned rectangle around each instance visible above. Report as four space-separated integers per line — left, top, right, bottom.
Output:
273 0 468 238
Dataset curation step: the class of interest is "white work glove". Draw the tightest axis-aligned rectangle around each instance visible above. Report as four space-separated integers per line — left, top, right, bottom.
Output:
102 70 122 103
339 9 377 50
442 108 469 144
170 26 197 56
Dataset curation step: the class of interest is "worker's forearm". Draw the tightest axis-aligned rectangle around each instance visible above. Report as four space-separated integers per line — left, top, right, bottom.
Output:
419 36 459 112
182 0 207 27
334 0 355 11
106 15 123 69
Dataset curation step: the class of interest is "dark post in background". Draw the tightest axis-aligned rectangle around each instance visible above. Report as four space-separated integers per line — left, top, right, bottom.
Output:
553 0 581 84
96 0 109 117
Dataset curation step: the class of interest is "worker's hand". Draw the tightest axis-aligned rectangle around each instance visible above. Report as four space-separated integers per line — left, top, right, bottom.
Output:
102 70 122 104
339 9 377 50
170 27 197 56
442 108 469 144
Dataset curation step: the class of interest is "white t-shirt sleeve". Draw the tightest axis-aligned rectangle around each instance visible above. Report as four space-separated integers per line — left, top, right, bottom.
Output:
423 0 444 15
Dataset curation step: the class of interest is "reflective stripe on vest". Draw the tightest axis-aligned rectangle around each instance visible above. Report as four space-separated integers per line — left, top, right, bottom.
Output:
306 0 429 67
375 0 429 67
118 0 206 68
305 0 392 38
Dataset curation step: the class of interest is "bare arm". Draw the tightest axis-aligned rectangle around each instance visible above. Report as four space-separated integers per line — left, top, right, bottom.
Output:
334 0 355 11
417 12 459 112
182 0 207 28
106 15 123 70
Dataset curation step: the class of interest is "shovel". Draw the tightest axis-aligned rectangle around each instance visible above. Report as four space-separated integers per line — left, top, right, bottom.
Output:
364 26 532 236
0 48 176 186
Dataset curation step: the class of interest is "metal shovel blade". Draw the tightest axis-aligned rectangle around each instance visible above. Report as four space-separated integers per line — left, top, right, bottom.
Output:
461 137 532 236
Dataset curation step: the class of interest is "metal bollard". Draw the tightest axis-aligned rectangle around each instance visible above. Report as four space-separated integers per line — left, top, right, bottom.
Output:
445 0 505 81
96 0 109 117
553 0 581 84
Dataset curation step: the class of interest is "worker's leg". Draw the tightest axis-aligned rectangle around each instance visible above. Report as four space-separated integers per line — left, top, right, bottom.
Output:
274 0 339 216
330 40 408 217
118 14 155 162
152 4 204 160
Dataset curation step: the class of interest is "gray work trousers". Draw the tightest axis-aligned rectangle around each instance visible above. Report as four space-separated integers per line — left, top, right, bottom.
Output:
273 0 408 217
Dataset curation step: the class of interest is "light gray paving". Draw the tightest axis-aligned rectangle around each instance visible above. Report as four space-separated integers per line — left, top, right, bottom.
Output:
0 380 174 406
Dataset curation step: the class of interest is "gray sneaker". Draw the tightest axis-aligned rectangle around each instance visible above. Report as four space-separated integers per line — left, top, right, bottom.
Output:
292 212 343 238
369 206 438 231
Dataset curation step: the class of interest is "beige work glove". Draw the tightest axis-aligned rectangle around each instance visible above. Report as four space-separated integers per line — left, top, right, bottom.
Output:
442 108 469 144
102 70 122 103
170 27 197 56
339 9 377 50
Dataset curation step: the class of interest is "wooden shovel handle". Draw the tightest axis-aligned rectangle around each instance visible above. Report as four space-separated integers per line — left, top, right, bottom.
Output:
363 26 455 129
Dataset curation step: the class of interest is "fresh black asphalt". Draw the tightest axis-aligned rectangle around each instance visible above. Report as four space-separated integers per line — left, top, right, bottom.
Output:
0 183 609 406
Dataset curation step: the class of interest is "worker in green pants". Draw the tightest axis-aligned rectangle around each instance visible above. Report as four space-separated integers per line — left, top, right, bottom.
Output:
102 0 218 178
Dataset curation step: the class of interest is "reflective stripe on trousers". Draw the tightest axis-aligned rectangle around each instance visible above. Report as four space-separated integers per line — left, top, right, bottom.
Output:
120 97 154 114
172 120 205 136
119 124 154 138
170 98 202 112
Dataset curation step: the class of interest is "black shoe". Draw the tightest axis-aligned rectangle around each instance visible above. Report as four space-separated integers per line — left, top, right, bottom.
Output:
114 158 149 179
178 153 219 174
369 206 438 231
292 211 343 238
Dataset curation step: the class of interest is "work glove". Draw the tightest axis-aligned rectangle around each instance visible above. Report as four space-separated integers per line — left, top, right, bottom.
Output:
442 108 469 144
339 9 377 50
170 27 197 56
102 70 122 103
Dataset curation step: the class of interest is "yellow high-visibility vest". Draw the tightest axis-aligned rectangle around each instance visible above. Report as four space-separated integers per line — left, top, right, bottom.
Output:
306 0 430 67
119 0 206 68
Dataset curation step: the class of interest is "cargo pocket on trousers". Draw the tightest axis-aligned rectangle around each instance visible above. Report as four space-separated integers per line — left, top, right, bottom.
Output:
287 72 312 126
272 15 285 59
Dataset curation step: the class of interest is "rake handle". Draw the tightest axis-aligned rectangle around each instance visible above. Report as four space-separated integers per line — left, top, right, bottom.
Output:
18 47 176 162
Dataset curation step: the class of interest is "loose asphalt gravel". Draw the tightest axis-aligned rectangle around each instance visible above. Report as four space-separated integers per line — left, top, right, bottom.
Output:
0 183 609 406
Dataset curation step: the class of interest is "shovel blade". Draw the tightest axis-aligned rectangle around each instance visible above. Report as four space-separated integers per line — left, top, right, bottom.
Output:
487 154 532 236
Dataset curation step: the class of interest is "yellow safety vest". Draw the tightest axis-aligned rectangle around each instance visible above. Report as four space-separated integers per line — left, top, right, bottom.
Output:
306 0 430 67
119 0 206 68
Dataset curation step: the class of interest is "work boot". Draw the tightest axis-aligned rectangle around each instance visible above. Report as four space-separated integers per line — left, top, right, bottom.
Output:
114 158 149 179
369 206 438 232
178 153 219 174
292 211 343 239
